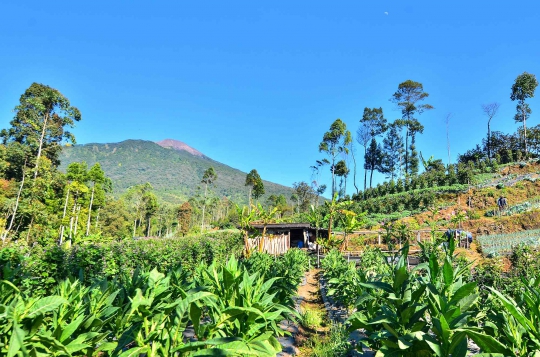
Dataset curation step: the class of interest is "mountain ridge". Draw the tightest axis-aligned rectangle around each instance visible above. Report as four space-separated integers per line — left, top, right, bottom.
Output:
59 139 294 205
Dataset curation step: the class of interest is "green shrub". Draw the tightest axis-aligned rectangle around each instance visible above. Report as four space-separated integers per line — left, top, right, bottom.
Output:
468 209 481 220
0 231 243 295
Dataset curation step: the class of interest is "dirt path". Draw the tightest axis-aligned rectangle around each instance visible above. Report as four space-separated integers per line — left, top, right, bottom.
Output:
297 268 322 309
278 269 327 356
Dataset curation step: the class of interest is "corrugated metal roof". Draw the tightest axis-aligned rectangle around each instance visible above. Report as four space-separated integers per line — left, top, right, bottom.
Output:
250 222 312 229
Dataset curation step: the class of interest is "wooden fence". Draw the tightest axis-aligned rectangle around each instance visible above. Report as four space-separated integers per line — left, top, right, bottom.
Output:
247 234 289 255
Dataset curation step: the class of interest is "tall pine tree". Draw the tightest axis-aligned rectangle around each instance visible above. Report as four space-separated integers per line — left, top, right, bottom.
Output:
381 122 404 180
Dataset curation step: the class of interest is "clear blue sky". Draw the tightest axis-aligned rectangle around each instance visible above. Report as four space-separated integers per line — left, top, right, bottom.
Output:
1 1 539 197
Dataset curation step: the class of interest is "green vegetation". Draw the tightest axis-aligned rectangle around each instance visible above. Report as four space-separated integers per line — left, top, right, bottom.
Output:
3 73 540 356
0 235 310 356
299 307 325 330
0 257 297 356
320 241 540 356
304 324 351 357
477 229 540 256
59 140 293 205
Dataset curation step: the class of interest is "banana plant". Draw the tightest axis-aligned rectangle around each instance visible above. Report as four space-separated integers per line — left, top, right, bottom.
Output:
252 203 278 252
338 209 366 252
235 204 255 256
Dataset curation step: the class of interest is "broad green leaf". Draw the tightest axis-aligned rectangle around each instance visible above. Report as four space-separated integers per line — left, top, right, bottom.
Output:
397 337 412 349
442 259 453 287
449 332 468 357
457 293 479 313
489 288 534 332
7 321 26 357
424 334 443 357
361 281 394 293
464 330 513 355
65 343 91 354
96 341 117 352
59 314 85 343
119 346 147 357
449 282 477 307
26 296 67 318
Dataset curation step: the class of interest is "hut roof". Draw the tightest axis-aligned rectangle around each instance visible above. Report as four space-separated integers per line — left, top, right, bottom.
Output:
250 222 312 229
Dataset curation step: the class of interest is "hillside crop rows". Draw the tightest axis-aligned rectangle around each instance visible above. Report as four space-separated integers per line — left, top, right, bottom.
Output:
477 228 540 256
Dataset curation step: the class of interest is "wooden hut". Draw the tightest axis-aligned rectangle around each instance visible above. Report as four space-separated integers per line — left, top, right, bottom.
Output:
248 223 319 254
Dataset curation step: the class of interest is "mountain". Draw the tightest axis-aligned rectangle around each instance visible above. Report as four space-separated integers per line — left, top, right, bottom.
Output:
59 139 294 204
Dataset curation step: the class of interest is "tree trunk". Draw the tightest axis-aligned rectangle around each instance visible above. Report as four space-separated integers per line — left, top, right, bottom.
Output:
69 200 77 240
370 168 374 188
331 156 336 198
487 120 491 161
340 233 348 252
132 219 137 238
352 147 358 194
59 186 70 244
73 205 81 238
86 184 95 236
243 231 250 255
405 128 409 177
248 187 252 212
25 216 34 244
201 184 207 232
33 112 50 179
2 166 26 243
95 207 100 230
260 226 267 252
327 214 333 243
363 147 368 197
523 106 528 157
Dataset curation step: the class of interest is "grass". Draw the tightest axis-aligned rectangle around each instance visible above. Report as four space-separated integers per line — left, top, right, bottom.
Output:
300 323 351 357
299 306 325 330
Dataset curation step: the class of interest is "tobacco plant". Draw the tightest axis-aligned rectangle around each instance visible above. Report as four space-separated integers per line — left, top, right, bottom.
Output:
0 251 307 357
486 277 540 356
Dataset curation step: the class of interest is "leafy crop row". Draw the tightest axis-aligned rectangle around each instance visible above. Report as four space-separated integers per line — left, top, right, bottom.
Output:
0 248 310 356
477 229 540 256
0 231 243 295
321 242 540 355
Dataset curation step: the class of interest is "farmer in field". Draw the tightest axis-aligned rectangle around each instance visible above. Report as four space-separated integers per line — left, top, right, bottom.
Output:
497 196 508 215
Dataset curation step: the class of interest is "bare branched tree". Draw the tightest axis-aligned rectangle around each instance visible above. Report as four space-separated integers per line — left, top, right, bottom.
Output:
482 102 500 161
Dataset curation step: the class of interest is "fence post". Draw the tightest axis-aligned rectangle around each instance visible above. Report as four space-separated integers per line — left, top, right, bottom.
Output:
317 245 320 268
378 232 381 245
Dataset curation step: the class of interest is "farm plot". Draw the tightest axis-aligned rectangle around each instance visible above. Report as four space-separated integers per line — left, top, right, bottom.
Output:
477 228 540 256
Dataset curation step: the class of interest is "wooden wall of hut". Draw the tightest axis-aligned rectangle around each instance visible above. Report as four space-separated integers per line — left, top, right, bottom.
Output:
247 234 290 255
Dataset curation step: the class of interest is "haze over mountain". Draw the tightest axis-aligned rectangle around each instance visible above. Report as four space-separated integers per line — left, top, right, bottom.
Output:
59 139 294 204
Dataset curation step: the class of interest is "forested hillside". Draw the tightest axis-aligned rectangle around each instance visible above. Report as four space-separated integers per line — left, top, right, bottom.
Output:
59 139 294 204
